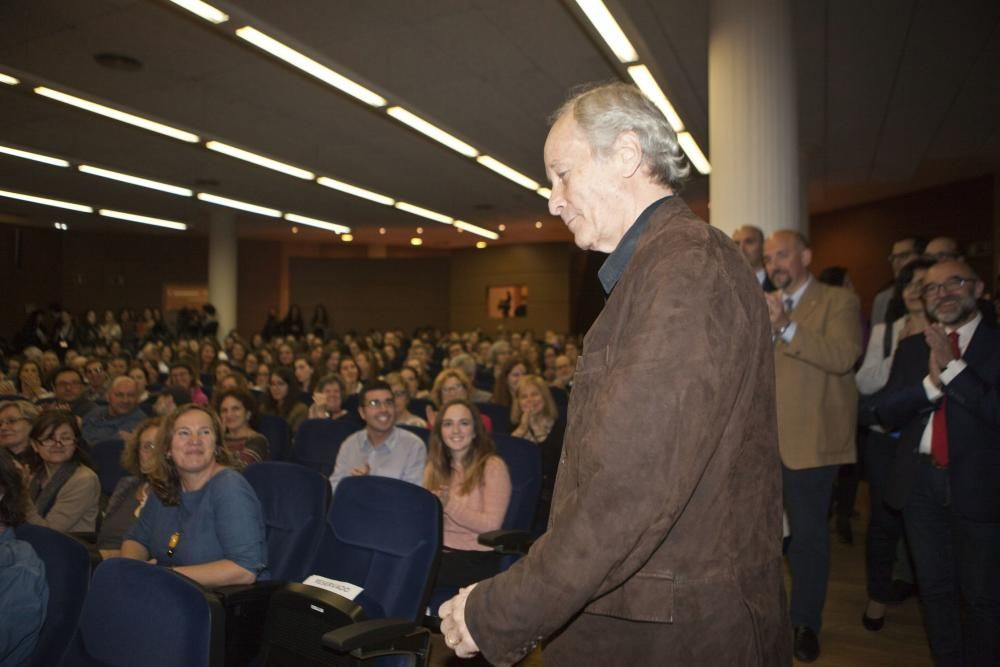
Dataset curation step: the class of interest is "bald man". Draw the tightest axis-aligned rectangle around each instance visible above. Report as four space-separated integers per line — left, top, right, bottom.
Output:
732 225 774 290
764 230 862 662
82 376 145 443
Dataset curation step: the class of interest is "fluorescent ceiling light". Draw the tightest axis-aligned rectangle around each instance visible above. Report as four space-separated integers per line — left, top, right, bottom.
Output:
34 86 200 143
386 106 479 158
453 220 500 240
235 26 386 107
283 213 351 235
627 65 684 132
575 0 639 63
0 188 93 213
536 187 552 199
99 209 187 230
0 144 69 167
0 73 20 86
475 156 540 190
206 140 314 180
196 192 281 217
677 132 711 175
394 201 453 224
78 165 193 196
316 176 394 206
167 0 229 24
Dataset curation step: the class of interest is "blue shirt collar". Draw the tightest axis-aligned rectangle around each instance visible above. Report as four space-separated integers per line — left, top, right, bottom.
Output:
597 196 672 296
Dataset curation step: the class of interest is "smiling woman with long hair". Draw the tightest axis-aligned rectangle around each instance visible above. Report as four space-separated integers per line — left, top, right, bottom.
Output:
424 399 510 590
121 404 267 586
25 410 100 533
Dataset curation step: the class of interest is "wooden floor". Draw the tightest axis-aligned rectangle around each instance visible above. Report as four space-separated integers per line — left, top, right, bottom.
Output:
428 482 933 666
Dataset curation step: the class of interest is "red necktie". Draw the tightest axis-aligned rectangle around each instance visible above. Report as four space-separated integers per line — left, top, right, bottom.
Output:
930 332 961 467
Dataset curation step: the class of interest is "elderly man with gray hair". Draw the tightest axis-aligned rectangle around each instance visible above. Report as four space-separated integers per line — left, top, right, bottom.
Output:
81 376 145 444
439 82 789 665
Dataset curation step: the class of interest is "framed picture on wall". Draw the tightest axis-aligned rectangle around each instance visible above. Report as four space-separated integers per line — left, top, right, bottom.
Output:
487 285 528 319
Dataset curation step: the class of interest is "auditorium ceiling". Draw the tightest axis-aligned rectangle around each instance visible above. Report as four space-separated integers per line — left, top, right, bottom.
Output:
0 0 997 247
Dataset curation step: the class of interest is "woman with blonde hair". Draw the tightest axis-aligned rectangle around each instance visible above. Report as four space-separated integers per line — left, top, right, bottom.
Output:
424 399 510 589
121 404 267 586
510 375 565 532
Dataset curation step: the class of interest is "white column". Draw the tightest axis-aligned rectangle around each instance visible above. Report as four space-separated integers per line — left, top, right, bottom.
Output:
208 210 237 337
708 0 802 237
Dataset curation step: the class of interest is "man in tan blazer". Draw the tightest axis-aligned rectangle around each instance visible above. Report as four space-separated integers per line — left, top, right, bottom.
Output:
764 230 862 662
438 83 790 666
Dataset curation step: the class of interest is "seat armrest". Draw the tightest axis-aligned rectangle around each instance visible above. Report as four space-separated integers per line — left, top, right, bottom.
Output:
322 618 416 652
478 528 533 553
214 579 283 605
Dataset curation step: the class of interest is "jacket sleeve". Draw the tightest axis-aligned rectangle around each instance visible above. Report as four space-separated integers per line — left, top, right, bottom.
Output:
27 468 101 532
465 239 760 665
874 338 934 431
856 322 892 394
780 287 862 375
944 363 1000 428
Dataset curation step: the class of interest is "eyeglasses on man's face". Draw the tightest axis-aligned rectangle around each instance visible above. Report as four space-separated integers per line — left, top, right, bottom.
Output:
364 399 394 409
922 276 976 299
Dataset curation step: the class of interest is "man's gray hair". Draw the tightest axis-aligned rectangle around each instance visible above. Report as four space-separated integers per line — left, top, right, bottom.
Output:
552 82 690 192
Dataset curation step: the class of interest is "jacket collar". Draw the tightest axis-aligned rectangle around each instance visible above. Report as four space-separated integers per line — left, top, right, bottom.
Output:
598 195 673 296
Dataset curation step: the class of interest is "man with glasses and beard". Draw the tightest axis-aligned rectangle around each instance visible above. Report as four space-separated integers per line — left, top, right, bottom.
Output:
877 260 1000 666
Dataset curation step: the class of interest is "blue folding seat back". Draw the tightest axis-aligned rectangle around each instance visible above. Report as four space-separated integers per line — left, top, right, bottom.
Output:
292 419 360 477
15 525 91 667
315 476 441 622
90 439 126 497
342 393 360 416
396 424 430 445
549 386 570 419
256 415 291 462
474 401 511 435
406 398 433 423
492 434 543 535
61 558 224 667
244 462 329 582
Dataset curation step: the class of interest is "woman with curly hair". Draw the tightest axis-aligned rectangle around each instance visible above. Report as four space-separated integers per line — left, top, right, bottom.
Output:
424 399 510 590
121 404 267 586
97 417 165 557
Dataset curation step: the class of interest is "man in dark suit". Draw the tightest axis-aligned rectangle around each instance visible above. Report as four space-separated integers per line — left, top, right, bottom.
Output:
438 82 789 666
733 225 775 291
878 260 1000 666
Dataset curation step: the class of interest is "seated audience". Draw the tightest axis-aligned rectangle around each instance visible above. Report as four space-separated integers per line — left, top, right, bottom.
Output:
215 389 269 466
121 404 267 586
217 371 251 394
0 400 39 465
448 354 492 403
97 417 164 557
83 358 109 402
551 354 575 392
329 380 426 493
153 386 192 417
168 362 208 405
260 367 308 433
16 360 51 402
338 356 363 395
51 367 96 418
306 374 351 421
491 357 527 409
292 356 316 401
385 372 427 428
81 376 145 444
510 374 565 532
429 369 493 432
400 365 429 400
0 448 48 666
424 399 511 589
26 410 100 533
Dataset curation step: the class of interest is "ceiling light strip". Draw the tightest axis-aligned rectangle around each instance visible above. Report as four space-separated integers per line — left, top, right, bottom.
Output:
283 212 350 234
394 201 453 224
33 86 200 143
167 0 229 24
0 144 70 167
386 106 479 158
235 26 386 107
78 165 193 196
99 208 187 230
626 65 684 132
574 0 639 63
536 187 552 199
677 132 711 175
453 220 499 240
196 192 281 217
206 140 314 180
475 156 540 191
0 188 93 213
0 72 20 85
316 176 394 206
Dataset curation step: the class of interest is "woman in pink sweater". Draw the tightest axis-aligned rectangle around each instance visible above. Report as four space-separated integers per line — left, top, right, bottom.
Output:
424 399 511 589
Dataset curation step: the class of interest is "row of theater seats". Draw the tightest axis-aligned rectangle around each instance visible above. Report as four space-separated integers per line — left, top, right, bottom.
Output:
24 436 542 666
